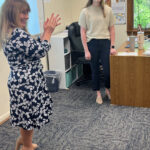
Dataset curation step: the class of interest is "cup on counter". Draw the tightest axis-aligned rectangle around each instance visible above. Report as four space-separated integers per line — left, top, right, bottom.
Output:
137 31 144 49
129 36 136 51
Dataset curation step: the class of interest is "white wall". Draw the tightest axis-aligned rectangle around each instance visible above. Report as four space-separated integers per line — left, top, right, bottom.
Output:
0 51 10 123
43 0 88 34
43 0 127 49
115 25 128 49
69 0 87 22
43 0 73 34
69 0 128 49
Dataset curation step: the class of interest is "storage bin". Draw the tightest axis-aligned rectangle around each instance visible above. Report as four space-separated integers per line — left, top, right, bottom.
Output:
65 70 72 88
44 71 60 92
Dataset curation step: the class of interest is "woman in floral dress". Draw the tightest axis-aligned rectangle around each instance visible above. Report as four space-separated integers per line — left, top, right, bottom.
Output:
0 0 61 149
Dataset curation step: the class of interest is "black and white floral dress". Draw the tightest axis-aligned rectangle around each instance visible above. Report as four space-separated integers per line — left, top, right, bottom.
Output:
3 28 53 130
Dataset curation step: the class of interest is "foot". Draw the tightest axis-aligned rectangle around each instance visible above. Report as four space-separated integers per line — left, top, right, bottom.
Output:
105 88 111 99
21 147 33 150
96 96 103 104
15 137 22 150
21 144 38 150
16 139 38 150
32 144 38 149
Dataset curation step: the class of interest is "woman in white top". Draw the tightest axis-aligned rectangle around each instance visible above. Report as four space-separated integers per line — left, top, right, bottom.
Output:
79 0 117 104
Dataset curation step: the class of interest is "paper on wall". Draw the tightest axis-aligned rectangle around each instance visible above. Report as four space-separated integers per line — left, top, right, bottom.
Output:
112 2 126 25
117 52 138 56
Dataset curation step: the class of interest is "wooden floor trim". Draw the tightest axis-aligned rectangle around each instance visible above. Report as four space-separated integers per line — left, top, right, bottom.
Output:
0 116 10 125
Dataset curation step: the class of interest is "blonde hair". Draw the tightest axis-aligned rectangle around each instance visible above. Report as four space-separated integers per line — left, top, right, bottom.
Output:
0 0 30 47
86 0 106 17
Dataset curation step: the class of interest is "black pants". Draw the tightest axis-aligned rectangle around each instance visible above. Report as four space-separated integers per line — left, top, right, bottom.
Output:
87 39 110 90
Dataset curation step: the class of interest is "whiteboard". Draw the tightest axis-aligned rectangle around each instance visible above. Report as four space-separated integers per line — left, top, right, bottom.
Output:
0 0 44 35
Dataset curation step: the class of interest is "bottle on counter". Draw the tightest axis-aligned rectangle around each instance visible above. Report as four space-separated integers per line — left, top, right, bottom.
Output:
137 31 144 50
137 24 144 50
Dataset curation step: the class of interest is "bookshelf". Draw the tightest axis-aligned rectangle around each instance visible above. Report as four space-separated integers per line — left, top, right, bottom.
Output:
48 31 83 89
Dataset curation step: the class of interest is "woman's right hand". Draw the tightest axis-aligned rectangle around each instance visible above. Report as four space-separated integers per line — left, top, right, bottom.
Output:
85 51 91 60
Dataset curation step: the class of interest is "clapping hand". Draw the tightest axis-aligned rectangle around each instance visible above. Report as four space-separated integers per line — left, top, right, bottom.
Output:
41 13 61 41
44 13 61 34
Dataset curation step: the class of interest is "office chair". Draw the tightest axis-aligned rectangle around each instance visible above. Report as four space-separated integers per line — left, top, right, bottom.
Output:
67 22 91 86
68 22 104 86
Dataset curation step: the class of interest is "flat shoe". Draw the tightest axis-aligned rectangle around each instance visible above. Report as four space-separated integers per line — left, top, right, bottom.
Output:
32 144 38 149
96 96 103 104
16 143 38 150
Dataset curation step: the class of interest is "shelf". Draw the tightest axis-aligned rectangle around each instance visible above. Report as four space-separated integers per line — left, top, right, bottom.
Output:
65 53 71 71
64 38 70 53
64 51 70 56
48 32 83 89
65 64 83 88
65 67 71 72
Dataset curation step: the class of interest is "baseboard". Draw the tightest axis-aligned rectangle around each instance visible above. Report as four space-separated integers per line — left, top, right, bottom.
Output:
0 111 10 125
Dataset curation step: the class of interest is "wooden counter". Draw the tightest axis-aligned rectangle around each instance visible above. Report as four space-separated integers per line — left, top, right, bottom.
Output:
110 41 150 107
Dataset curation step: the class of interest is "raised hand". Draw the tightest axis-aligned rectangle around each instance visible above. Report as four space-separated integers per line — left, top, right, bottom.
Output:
44 13 61 34
41 13 61 41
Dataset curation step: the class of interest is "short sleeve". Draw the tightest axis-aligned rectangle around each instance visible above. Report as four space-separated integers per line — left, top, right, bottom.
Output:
109 8 115 27
79 9 87 29
11 28 51 59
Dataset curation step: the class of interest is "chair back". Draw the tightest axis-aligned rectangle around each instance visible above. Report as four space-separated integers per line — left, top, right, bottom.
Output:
68 22 90 65
68 22 84 51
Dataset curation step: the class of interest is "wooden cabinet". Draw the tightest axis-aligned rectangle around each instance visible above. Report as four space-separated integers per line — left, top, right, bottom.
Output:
110 41 150 107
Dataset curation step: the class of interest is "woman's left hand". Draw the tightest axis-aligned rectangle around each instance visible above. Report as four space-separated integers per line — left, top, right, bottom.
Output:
110 48 117 55
41 13 61 41
44 13 61 34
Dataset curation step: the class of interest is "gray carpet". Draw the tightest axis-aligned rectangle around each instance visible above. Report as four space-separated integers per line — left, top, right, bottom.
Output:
1 83 150 150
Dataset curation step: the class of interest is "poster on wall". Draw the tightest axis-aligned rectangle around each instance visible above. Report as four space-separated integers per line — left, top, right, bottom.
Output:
112 0 126 25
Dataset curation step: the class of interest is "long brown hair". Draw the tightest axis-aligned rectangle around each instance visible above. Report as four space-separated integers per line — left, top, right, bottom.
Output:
0 0 30 47
85 0 106 17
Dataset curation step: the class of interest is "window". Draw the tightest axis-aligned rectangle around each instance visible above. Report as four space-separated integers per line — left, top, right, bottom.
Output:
127 0 150 35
